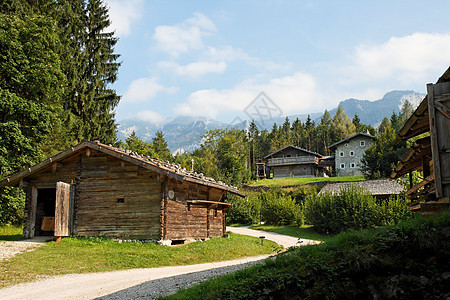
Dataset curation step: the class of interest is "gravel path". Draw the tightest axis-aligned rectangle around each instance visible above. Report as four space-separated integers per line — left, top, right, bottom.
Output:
0 236 49 262
226 226 321 248
0 228 320 299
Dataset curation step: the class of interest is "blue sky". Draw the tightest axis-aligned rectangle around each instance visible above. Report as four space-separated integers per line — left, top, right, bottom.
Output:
105 0 450 124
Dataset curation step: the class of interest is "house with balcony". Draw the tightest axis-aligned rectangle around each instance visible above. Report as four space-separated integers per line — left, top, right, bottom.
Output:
329 133 375 176
264 145 324 178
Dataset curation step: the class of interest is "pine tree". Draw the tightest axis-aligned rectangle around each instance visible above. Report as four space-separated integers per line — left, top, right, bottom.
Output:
152 131 172 161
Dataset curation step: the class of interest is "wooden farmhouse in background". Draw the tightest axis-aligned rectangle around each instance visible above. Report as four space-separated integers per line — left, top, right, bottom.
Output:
264 145 329 179
391 67 450 213
329 133 375 176
0 141 245 242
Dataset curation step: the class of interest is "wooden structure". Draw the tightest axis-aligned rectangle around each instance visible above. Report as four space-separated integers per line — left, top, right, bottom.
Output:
255 162 270 179
264 145 325 179
0 141 245 241
319 179 404 200
391 67 450 213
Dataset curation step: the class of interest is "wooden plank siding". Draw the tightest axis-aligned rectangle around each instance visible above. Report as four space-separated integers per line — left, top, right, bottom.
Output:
18 146 232 240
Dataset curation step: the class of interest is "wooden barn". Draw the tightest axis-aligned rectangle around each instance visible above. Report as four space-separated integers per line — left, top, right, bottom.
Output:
264 145 325 179
391 67 450 213
0 141 245 242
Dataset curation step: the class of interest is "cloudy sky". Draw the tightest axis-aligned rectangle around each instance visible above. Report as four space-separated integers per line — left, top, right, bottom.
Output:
105 0 450 124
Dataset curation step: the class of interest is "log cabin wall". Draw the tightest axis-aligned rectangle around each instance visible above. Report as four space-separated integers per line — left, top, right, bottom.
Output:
23 149 162 239
163 179 227 240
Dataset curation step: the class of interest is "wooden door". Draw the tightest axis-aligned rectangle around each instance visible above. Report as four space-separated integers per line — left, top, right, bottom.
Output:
55 182 71 237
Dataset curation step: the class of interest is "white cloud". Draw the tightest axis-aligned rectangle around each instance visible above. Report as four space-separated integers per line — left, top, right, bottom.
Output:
122 77 177 103
105 0 143 37
204 46 292 72
153 12 216 57
175 72 323 118
351 32 450 83
158 61 227 77
136 110 165 124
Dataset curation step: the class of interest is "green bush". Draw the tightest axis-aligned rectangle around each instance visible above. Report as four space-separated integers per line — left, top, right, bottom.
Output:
304 186 412 234
226 193 262 225
260 190 302 226
0 187 25 226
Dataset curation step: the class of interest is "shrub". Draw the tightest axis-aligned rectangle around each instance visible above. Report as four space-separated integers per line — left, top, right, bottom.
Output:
0 187 25 226
261 190 302 226
304 187 413 234
226 193 262 225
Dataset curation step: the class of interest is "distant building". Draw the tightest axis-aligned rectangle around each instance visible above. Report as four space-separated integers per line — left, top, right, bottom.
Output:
264 145 325 179
329 133 375 176
319 179 404 200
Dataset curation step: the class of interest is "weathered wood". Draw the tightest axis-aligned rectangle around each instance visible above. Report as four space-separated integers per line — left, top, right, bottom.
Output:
55 182 71 237
406 174 435 196
29 186 38 237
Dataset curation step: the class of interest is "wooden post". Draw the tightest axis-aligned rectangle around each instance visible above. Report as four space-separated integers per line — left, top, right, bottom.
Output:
427 84 443 199
30 186 38 237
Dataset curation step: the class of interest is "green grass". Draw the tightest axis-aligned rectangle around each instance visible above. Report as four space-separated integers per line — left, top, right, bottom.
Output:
249 224 333 242
165 210 450 299
0 225 25 241
248 176 365 187
0 232 280 288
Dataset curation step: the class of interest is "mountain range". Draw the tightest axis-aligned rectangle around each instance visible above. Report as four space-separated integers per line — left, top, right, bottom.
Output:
117 90 424 154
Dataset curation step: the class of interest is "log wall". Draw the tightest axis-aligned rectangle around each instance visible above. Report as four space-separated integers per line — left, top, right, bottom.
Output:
24 149 162 239
163 179 227 240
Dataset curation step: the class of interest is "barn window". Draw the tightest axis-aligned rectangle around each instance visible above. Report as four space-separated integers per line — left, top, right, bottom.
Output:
117 198 125 204
350 163 356 168
345 143 349 147
340 163 345 169
360 141 365 146
339 152 344 157
350 151 355 156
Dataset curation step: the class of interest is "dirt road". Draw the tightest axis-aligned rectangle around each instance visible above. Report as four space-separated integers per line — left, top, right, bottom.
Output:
0 227 320 299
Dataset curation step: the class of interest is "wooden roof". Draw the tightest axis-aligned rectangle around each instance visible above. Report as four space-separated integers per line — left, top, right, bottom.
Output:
328 132 375 150
391 136 432 179
0 141 245 197
393 66 450 145
264 145 322 159
319 179 405 196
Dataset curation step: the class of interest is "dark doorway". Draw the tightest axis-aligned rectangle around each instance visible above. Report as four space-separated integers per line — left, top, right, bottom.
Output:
35 189 56 236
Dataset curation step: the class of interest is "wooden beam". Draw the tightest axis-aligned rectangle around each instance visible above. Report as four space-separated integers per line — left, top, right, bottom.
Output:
85 148 91 157
427 84 443 199
406 174 435 196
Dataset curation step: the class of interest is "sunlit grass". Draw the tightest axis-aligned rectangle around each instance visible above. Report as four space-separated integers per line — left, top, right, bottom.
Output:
0 232 280 288
250 224 333 242
0 225 25 241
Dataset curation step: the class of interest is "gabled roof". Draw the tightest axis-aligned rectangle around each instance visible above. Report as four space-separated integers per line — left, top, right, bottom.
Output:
264 145 322 159
328 133 375 149
319 179 404 196
0 141 245 197
393 66 450 145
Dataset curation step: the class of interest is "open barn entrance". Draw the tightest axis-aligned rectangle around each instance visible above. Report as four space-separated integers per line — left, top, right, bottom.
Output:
35 188 56 236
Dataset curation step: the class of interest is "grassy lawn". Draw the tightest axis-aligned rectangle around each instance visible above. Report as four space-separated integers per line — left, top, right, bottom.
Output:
248 176 365 187
249 224 333 243
0 225 25 241
0 232 280 288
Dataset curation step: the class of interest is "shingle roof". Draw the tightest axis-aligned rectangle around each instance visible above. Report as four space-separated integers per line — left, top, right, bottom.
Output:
319 179 404 196
328 133 375 149
0 140 245 197
264 145 322 159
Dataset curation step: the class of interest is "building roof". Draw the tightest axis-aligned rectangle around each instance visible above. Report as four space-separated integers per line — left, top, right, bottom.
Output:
0 141 245 197
391 136 432 179
264 145 322 159
393 66 450 145
319 179 404 196
328 132 376 150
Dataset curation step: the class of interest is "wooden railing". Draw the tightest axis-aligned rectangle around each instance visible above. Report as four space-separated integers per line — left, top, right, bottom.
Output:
267 156 318 166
